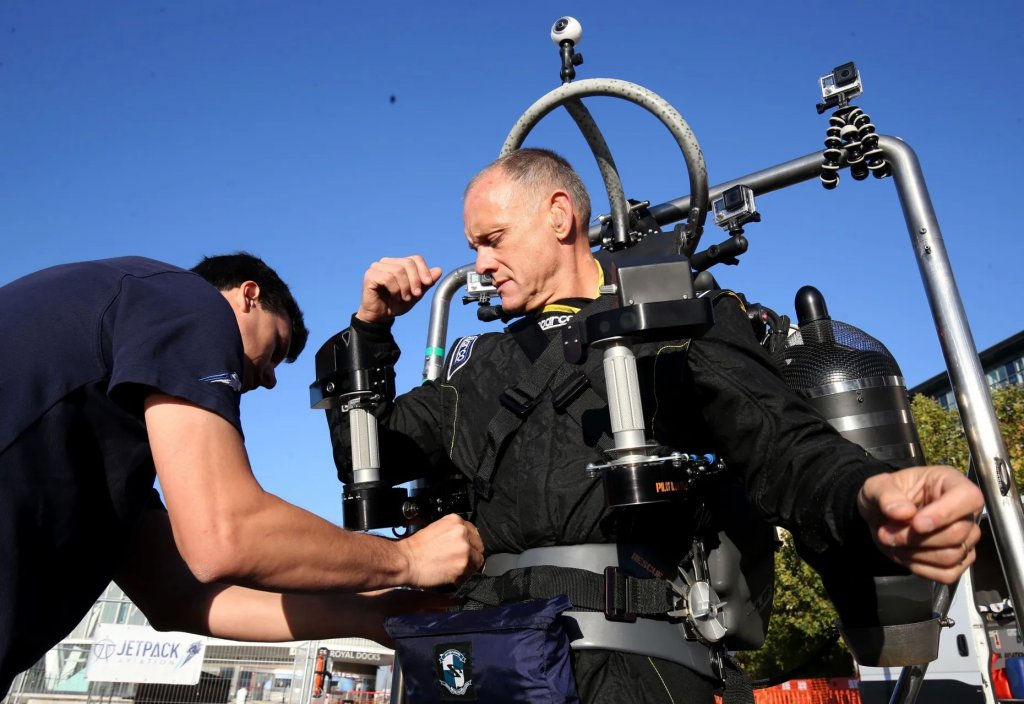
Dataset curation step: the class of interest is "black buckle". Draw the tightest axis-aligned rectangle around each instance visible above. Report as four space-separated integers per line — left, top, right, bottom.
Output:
603 566 637 623
551 371 590 412
499 386 541 419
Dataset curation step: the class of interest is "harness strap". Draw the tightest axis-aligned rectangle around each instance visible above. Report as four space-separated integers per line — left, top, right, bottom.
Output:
722 654 756 704
472 296 618 498
473 330 568 498
509 298 617 450
455 565 676 622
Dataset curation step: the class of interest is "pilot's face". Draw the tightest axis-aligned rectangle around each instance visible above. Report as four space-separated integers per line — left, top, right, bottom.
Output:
463 170 562 316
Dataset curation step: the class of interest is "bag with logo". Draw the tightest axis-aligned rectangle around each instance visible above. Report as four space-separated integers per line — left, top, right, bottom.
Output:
384 595 579 703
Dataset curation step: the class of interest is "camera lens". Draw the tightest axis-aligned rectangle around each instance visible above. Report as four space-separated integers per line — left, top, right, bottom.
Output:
722 187 745 211
554 18 569 32
833 62 857 87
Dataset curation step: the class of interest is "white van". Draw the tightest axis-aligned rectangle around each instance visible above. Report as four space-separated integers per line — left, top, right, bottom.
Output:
858 514 1022 704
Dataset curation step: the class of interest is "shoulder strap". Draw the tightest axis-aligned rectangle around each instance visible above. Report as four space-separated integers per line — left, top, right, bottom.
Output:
472 325 568 498
472 297 618 499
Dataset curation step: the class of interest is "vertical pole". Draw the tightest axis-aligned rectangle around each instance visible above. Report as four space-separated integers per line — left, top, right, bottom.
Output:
881 135 1024 622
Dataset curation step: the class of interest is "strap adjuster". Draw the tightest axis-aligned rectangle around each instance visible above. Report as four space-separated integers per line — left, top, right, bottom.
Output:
603 566 637 623
551 371 590 412
499 386 542 419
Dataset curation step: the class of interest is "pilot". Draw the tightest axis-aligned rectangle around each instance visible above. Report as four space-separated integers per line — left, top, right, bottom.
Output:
328 148 983 703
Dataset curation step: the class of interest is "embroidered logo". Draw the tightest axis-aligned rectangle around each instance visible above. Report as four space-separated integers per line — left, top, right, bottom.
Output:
538 313 575 331
199 372 242 392
435 642 474 699
446 335 479 381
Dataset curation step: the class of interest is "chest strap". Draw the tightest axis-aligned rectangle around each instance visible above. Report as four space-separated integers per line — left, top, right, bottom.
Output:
472 297 616 499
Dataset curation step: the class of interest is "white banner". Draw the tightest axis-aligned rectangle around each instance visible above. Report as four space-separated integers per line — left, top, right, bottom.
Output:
86 624 206 684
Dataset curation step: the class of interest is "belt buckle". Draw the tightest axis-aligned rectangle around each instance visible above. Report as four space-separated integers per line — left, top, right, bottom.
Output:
603 566 637 623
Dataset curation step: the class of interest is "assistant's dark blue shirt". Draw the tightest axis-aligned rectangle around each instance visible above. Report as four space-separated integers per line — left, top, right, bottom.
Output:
0 257 246 692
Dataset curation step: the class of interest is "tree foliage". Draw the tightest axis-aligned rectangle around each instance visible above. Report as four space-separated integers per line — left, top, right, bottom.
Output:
912 385 1024 484
733 531 853 680
735 385 1024 681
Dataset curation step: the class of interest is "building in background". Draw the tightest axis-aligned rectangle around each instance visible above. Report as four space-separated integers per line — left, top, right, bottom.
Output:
1 584 394 704
910 330 1024 408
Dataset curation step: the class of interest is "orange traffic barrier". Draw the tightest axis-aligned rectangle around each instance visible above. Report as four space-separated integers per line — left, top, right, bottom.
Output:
717 678 862 704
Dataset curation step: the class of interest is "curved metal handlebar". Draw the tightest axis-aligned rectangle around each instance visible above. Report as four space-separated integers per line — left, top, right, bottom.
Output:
500 78 710 248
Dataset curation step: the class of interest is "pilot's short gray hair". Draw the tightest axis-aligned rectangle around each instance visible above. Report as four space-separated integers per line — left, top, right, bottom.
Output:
465 148 591 227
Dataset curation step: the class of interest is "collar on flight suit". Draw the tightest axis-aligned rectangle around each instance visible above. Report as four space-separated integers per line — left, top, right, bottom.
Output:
535 259 604 331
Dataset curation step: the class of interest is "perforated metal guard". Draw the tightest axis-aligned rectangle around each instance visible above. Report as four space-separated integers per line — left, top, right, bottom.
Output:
773 319 904 390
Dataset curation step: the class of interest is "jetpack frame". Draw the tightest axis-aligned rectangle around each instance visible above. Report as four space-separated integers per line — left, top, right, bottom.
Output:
408 18 1023 704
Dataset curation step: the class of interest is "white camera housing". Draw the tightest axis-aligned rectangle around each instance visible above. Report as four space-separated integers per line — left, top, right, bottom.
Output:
550 16 583 46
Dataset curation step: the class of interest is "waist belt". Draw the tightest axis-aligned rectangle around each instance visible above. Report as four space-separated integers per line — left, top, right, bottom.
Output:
462 544 717 679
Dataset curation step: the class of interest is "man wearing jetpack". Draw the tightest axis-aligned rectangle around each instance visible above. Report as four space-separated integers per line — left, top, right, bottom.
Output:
325 148 984 703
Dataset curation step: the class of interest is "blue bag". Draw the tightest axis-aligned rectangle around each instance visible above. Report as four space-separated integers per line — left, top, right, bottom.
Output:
384 594 579 703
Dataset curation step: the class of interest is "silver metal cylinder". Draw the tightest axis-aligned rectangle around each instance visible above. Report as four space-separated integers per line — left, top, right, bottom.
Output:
881 134 1024 633
349 407 380 484
423 265 474 382
601 342 646 456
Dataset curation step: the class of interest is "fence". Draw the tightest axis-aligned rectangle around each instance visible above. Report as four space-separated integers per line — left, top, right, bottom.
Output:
0 585 391 704
741 678 862 704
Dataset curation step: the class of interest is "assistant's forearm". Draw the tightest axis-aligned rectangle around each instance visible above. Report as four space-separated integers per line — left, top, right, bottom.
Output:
198 586 408 643
210 490 413 592
119 509 444 642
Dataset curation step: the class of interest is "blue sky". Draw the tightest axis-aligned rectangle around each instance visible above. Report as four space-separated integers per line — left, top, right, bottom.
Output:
2 1 1021 522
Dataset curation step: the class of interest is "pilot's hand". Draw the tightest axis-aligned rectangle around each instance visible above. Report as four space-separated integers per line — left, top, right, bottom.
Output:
355 255 442 324
396 514 485 588
857 465 983 584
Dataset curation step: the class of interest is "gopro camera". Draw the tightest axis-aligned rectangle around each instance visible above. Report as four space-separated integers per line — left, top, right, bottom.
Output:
466 272 497 296
817 62 863 113
712 185 757 231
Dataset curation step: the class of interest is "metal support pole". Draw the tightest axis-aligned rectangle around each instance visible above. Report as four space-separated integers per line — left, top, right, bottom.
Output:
880 134 1024 631
423 265 474 382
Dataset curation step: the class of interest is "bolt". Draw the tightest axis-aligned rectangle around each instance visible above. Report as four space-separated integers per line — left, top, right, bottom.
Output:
919 227 927 234
326 382 335 393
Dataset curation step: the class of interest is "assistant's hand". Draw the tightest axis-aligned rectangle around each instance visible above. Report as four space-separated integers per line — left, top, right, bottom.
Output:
857 465 984 584
355 255 442 324
396 514 485 589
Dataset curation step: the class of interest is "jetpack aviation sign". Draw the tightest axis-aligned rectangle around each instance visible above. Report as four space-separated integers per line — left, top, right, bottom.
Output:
86 624 206 684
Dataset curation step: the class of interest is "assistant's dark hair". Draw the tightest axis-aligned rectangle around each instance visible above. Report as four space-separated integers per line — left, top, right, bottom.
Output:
466 148 592 227
191 252 308 362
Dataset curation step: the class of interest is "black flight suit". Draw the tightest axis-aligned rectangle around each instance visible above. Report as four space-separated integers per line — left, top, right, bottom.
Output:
327 293 899 704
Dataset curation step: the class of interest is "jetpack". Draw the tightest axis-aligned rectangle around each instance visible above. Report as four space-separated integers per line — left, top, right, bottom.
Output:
310 16 1023 704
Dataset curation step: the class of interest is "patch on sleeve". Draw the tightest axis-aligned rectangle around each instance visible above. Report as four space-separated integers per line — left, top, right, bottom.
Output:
199 371 242 393
446 335 479 381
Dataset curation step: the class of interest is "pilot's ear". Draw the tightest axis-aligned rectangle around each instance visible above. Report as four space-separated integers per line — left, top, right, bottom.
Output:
550 191 573 240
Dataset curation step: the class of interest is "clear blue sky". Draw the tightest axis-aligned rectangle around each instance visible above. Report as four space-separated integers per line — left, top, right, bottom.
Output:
2 1 1021 522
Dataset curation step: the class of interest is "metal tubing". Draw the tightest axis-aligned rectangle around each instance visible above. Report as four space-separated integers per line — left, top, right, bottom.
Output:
501 78 709 236
423 264 474 382
587 150 826 244
559 98 630 249
600 342 647 456
880 135 1024 629
349 408 380 484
